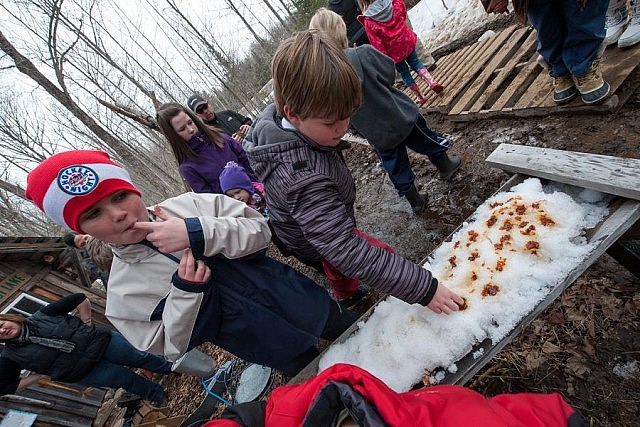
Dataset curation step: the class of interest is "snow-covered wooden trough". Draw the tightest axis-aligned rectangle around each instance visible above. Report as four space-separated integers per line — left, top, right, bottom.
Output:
290 143 640 389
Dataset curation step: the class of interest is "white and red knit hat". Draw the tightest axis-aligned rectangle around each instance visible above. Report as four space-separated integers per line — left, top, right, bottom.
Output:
25 150 141 233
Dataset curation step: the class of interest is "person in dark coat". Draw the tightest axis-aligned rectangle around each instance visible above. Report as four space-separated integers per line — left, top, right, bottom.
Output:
327 0 370 46
187 94 253 142
202 363 587 427
0 293 172 405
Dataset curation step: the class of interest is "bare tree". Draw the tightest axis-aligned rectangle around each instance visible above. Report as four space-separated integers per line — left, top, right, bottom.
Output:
261 0 293 30
224 0 269 50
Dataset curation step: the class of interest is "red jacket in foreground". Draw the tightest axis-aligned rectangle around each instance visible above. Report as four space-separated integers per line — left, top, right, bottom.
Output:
204 363 585 426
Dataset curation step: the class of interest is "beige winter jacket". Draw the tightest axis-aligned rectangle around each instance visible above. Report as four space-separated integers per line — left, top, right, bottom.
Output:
105 192 271 361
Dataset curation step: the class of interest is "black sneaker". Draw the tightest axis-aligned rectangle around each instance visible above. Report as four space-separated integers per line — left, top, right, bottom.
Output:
149 393 168 408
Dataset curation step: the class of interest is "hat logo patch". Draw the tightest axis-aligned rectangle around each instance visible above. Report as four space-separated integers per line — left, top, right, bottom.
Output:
57 165 98 195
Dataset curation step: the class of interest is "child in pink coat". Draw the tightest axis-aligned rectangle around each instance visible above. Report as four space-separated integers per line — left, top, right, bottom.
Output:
358 0 443 104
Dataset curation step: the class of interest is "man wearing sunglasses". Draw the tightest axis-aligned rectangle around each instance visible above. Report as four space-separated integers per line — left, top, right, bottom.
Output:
187 94 253 142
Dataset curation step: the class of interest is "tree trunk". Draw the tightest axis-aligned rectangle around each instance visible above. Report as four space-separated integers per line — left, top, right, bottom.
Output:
0 30 160 189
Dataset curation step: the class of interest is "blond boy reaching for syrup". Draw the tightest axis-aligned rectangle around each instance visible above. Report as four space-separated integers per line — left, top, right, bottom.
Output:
244 30 463 313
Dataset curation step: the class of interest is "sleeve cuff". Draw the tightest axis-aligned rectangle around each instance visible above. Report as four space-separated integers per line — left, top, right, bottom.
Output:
171 271 212 293
417 277 438 306
184 217 205 258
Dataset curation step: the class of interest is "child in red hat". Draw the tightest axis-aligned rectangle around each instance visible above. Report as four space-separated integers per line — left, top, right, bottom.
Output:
26 150 356 376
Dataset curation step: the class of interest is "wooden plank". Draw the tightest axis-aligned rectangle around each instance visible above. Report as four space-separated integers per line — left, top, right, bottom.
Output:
468 29 538 113
0 272 30 306
418 26 520 111
409 43 476 109
485 143 640 200
0 243 66 254
447 26 521 115
0 402 92 427
512 66 552 109
92 397 117 427
481 61 540 112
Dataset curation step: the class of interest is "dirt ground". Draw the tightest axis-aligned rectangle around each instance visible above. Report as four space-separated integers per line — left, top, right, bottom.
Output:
150 97 640 427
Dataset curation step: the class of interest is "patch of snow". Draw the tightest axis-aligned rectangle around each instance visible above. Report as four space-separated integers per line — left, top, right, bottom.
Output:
319 178 609 392
408 0 503 51
612 359 639 379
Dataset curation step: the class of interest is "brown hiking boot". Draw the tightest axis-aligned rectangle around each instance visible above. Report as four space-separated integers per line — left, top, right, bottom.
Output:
552 74 578 104
573 59 611 105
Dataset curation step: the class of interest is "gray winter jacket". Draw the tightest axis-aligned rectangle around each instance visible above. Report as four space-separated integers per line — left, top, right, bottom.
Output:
345 45 419 151
244 105 436 305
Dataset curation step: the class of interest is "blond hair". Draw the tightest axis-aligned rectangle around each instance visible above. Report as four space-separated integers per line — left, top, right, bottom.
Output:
309 8 349 49
271 30 361 121
358 0 373 12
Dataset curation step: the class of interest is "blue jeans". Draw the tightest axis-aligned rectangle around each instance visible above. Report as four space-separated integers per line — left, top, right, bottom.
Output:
395 49 425 87
79 331 172 402
526 0 607 78
377 115 449 195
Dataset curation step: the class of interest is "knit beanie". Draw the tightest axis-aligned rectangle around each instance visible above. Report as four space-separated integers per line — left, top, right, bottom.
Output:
25 150 141 233
219 161 254 194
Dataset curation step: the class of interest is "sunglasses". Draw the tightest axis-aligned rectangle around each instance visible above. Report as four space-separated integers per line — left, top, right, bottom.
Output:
195 104 208 114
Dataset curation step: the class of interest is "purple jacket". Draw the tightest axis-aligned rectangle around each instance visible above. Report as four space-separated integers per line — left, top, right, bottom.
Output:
179 132 257 194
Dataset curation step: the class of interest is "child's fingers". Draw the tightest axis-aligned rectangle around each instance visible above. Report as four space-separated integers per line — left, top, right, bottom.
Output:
153 205 171 221
193 260 211 283
131 221 159 231
177 249 194 279
178 250 210 283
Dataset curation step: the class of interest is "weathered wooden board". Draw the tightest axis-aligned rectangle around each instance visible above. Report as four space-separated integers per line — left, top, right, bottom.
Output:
485 143 640 201
404 26 518 111
402 25 640 120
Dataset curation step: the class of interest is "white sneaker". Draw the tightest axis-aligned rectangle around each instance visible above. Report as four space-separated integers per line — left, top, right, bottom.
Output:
619 0 640 48
604 0 629 46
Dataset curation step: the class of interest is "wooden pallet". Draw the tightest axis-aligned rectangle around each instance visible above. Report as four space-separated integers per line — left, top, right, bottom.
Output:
404 25 640 120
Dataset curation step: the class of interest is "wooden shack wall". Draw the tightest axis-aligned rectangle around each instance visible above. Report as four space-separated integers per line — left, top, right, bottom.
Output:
0 260 109 327
0 238 112 426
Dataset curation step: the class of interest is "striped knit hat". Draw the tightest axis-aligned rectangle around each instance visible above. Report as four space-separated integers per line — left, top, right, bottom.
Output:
25 150 140 233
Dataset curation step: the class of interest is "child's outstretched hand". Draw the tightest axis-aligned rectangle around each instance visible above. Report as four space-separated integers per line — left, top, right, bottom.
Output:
178 249 211 283
426 284 465 315
133 205 189 253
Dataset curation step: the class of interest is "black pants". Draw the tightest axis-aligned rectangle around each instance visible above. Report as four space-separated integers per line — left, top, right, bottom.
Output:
280 301 357 377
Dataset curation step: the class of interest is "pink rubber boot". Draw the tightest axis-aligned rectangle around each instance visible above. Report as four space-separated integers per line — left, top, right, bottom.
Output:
408 82 427 106
418 68 444 94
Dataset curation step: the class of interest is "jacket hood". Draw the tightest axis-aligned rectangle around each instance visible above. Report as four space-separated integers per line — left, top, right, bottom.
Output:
363 0 392 22
244 104 349 183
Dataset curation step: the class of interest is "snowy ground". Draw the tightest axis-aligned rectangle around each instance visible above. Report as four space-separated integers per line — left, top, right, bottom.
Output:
409 0 504 51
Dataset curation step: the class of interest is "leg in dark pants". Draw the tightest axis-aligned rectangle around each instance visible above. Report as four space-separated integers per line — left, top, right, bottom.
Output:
279 301 357 377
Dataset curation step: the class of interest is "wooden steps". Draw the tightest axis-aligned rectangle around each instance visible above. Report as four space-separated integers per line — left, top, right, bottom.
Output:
404 25 640 120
